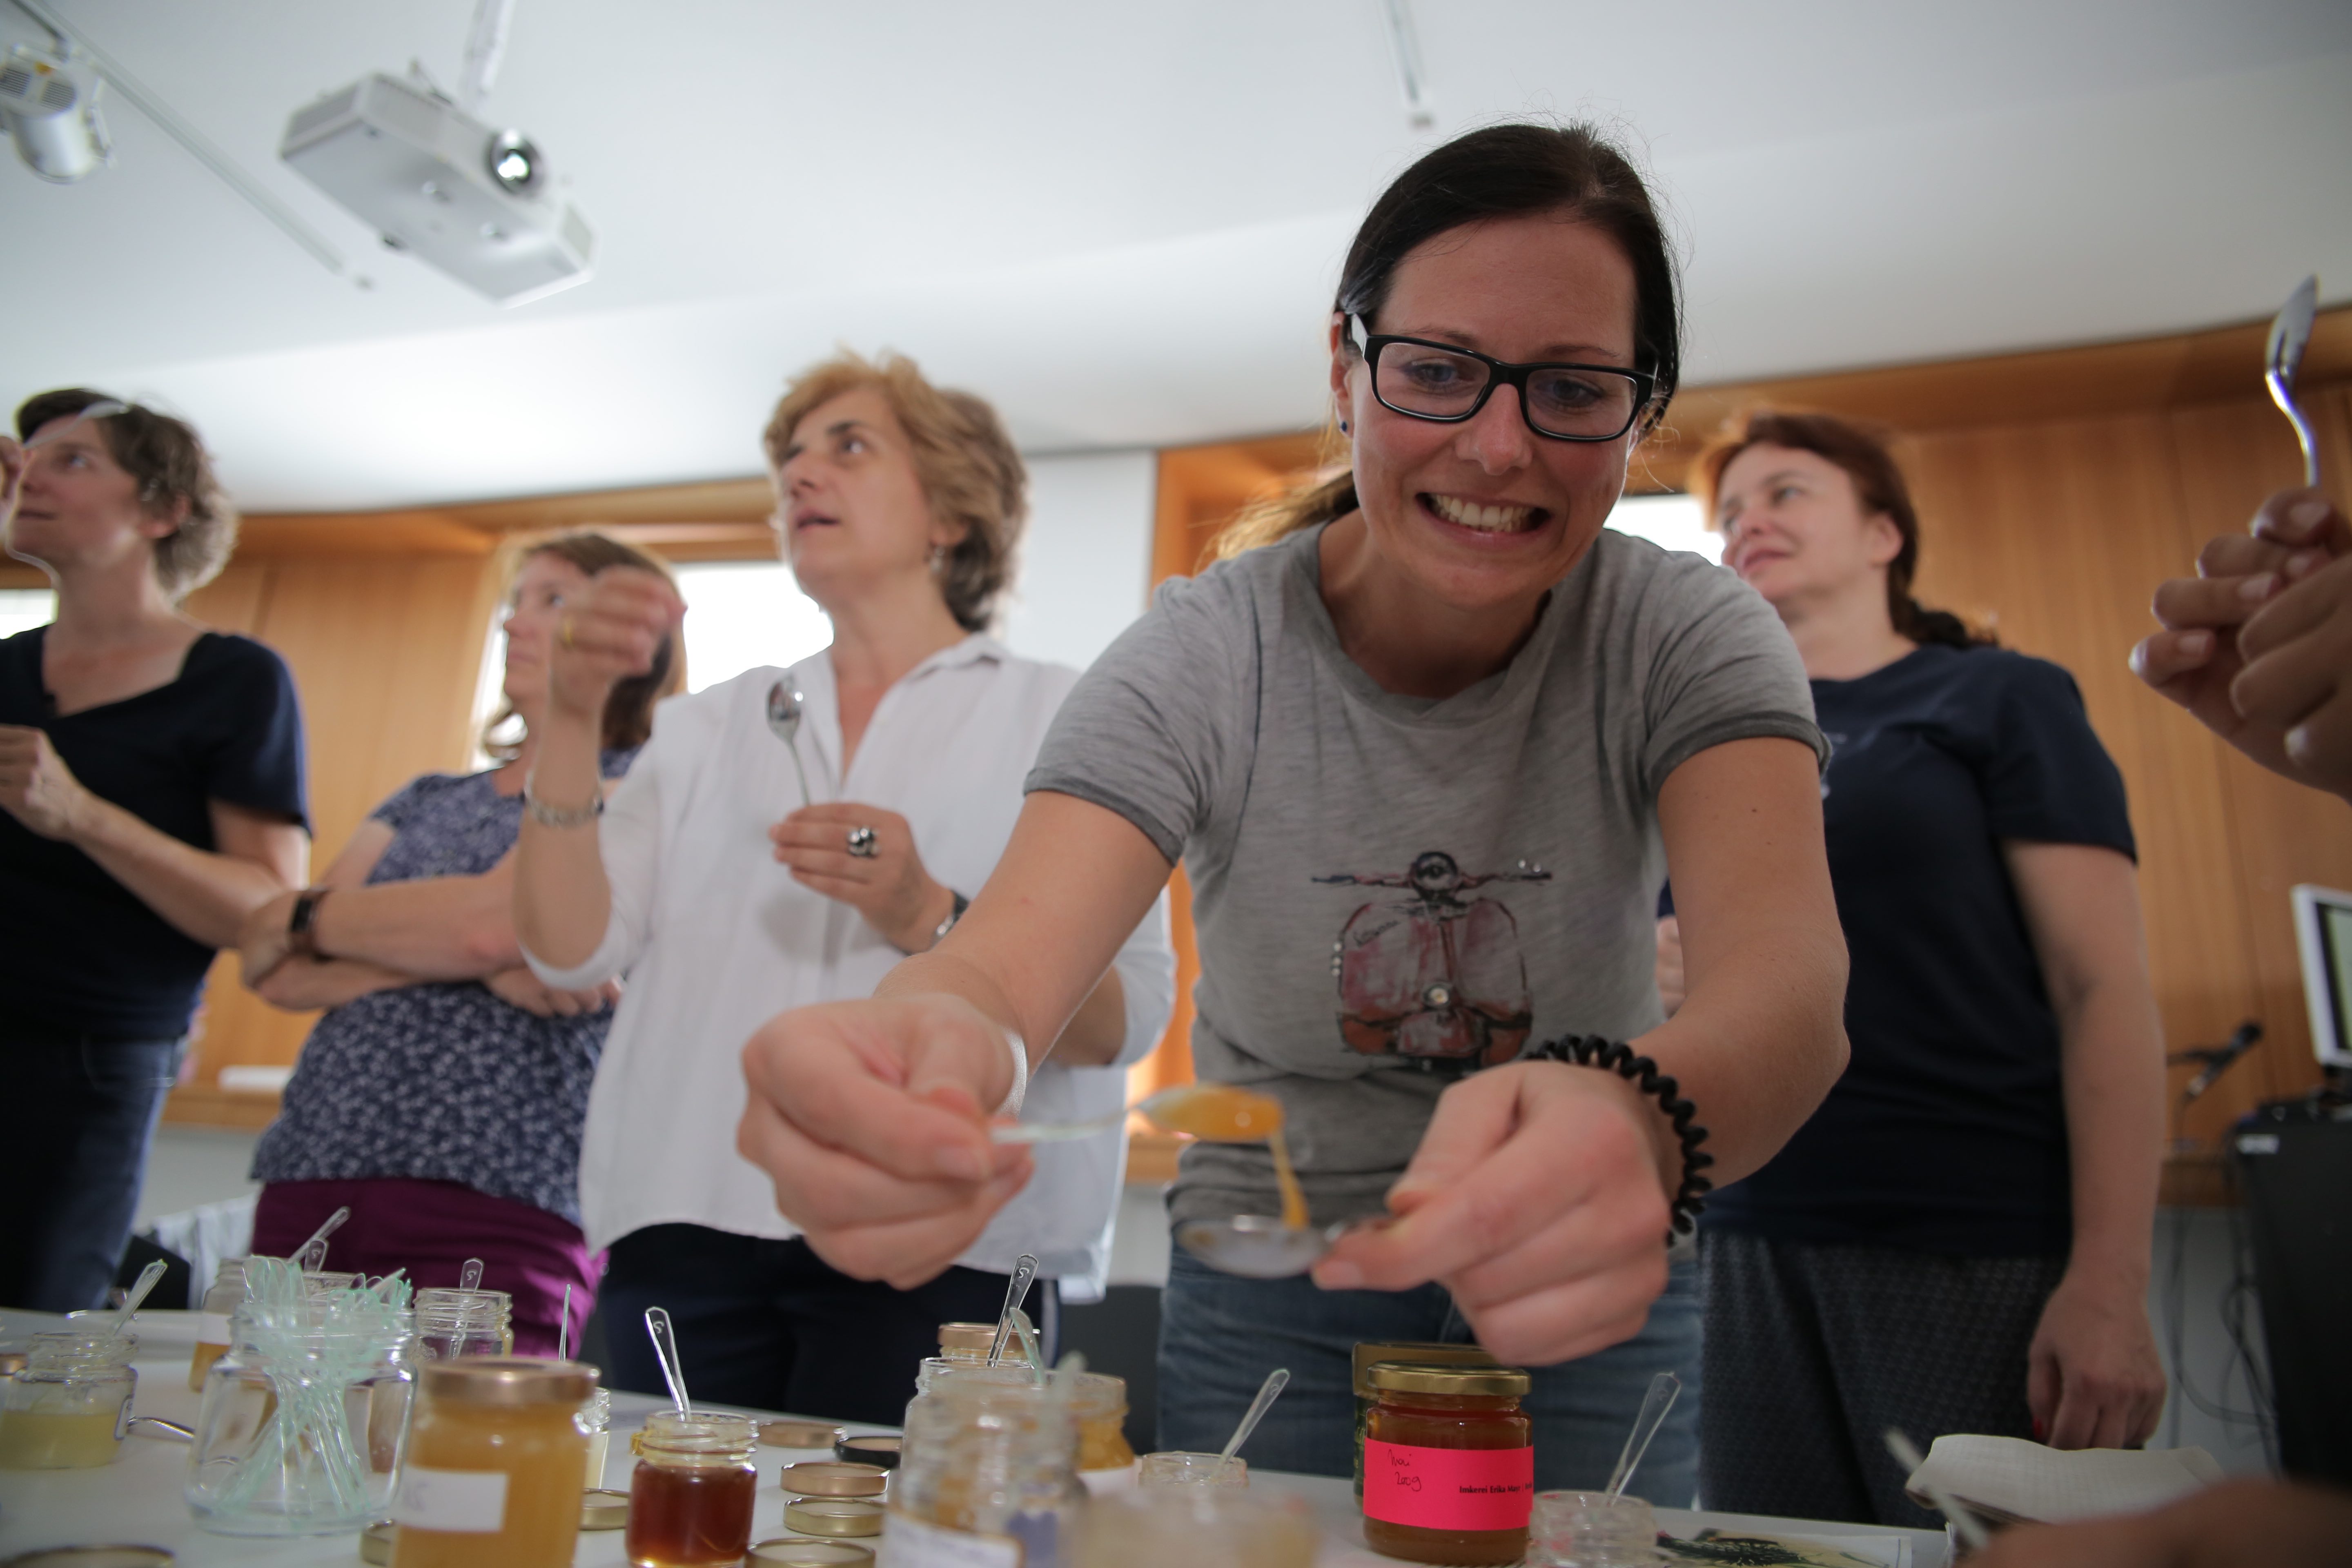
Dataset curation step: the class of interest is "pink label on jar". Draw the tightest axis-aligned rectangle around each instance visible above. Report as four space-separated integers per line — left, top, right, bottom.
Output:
1362 1440 1534 1531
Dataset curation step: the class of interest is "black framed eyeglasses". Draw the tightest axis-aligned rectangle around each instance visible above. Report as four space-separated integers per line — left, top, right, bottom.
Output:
1346 315 1656 443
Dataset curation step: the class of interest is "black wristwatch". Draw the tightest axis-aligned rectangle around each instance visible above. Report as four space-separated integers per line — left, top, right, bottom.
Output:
287 887 332 960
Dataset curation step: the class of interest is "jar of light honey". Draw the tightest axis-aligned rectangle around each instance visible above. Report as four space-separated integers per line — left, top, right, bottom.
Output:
389 1356 597 1568
627 1409 759 1568
894 1378 1082 1567
1361 1363 1534 1567
0 1332 135 1469
938 1322 997 1364
1069 1372 1136 1491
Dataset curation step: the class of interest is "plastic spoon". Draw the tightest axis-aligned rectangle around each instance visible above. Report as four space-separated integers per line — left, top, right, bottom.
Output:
987 1254 1038 1366
22 399 129 449
1217 1367 1289 1475
557 1283 573 1362
644 1307 690 1414
1604 1371 1682 1499
292 1205 351 1273
992 1082 1261 1145
459 1257 484 1292
108 1260 168 1337
1883 1428 1990 1552
765 681 813 806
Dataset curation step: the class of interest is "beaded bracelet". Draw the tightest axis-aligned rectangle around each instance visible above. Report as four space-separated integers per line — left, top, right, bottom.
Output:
1526 1034 1715 1240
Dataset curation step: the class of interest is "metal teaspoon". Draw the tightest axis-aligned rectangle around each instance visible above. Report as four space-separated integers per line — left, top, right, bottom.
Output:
766 681 813 806
2265 274 2321 488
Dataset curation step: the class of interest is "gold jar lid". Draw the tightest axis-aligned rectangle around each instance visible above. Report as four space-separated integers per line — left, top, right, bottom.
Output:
938 1322 996 1356
780 1461 887 1498
783 1498 884 1538
761 1418 847 1449
358 1521 395 1565
750 1540 875 1566
1352 1341 1498 1396
1367 1361 1530 1398
581 1489 630 1530
416 1356 598 1405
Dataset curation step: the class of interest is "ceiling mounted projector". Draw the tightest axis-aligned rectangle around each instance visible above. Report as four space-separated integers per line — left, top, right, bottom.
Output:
0 42 108 182
280 71 592 305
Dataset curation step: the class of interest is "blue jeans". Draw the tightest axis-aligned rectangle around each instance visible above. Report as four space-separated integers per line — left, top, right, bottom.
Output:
1157 1247 1702 1503
0 1029 183 1312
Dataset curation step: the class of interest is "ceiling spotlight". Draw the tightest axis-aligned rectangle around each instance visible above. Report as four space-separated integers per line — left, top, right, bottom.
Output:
0 42 110 182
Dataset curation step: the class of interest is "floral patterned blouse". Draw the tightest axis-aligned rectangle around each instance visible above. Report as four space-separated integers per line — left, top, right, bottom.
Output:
251 752 635 1225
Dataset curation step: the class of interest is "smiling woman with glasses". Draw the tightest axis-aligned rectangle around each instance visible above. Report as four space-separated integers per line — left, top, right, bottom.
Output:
715 121 1851 1499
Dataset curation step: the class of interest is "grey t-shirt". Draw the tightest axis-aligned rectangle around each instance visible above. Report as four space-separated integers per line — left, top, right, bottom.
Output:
1028 524 1823 1227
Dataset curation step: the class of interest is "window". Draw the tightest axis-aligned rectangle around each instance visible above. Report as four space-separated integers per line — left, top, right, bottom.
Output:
675 561 832 693
0 588 56 639
1605 492 1721 565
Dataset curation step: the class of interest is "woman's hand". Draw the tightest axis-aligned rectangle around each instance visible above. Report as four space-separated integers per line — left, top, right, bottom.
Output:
737 993 1033 1289
546 567 681 722
485 966 622 1018
1310 1060 1676 1367
2026 1267 2166 1450
2135 488 2352 798
770 803 953 951
0 725 96 840
1967 1479 2352 1568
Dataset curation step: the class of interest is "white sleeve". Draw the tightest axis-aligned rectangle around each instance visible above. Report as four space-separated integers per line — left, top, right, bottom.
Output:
519 697 697 988
1105 885 1179 1070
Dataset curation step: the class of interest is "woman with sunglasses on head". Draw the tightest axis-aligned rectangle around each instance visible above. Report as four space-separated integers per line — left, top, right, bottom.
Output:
0 390 308 1311
1686 410 2166 1526
236 532 675 1357
512 353 1176 1424
709 123 1851 1493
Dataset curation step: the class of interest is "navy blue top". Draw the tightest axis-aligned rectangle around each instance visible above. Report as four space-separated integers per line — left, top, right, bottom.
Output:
1704 644 2136 1256
0 627 308 1042
251 753 634 1225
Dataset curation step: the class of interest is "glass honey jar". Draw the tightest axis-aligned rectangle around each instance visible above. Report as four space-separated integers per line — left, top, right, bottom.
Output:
627 1409 760 1568
1068 1372 1136 1488
390 1356 597 1568
413 1288 514 1361
1361 1363 1534 1567
0 1331 135 1470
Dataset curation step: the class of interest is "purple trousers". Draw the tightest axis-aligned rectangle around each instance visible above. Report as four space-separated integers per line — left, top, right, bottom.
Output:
253 1177 602 1359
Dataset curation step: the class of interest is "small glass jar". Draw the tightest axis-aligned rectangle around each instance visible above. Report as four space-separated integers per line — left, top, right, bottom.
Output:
190 1257 249 1391
626 1409 759 1568
1352 1343 1500 1499
189 1312 415 1535
1074 1487 1319 1568
1137 1451 1245 1488
389 1356 596 1568
413 1287 514 1361
893 1379 1083 1568
580 1387 612 1490
1070 1372 1135 1481
1527 1492 1662 1567
1361 1363 1534 1567
0 1331 136 1469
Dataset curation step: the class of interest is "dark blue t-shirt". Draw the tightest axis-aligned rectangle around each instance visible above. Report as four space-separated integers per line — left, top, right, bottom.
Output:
1703 643 2134 1256
1 627 308 1041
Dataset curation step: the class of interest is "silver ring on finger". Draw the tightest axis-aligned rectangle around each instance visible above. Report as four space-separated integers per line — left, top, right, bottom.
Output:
846 824 879 858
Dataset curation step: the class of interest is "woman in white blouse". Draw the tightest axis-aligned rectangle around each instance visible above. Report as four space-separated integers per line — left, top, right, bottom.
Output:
512 352 1176 1422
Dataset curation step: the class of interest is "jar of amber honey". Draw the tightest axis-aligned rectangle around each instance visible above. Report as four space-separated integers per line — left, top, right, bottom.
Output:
627 1409 759 1568
390 1357 597 1568
938 1322 997 1363
1361 1363 1533 1567
1069 1373 1136 1490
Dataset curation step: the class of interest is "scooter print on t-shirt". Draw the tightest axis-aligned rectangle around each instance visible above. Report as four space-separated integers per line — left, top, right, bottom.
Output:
1317 851 1550 1067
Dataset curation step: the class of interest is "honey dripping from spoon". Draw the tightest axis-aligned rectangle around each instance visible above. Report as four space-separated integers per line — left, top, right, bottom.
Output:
1146 1084 1311 1231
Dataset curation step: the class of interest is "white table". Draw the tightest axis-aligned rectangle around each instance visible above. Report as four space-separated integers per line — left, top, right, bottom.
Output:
1 1309 1947 1565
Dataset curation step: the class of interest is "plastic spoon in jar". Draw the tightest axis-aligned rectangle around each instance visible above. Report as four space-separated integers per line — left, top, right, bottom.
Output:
459 1256 485 1292
292 1205 351 1274
1604 1370 1682 1499
558 1283 573 1362
107 1259 169 1337
987 1254 1039 1366
1217 1367 1289 1473
644 1307 691 1415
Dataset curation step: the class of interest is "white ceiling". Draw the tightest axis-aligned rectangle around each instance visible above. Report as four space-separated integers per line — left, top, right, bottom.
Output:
3 0 2349 511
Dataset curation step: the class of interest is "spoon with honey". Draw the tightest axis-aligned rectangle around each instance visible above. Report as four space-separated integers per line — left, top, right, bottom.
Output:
1004 1083 1343 1277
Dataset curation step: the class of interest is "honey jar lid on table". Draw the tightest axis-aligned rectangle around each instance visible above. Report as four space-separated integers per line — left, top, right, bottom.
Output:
750 1540 875 1566
581 1488 631 1529
782 1497 885 1537
780 1460 888 1497
760 1417 847 1449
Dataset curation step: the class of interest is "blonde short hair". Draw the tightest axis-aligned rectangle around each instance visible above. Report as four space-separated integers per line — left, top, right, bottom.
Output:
762 351 1026 632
